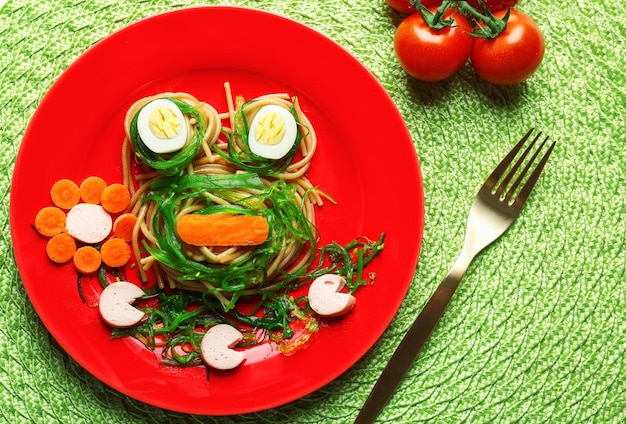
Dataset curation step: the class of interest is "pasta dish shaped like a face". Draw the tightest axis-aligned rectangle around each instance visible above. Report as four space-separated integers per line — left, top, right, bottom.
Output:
113 82 384 367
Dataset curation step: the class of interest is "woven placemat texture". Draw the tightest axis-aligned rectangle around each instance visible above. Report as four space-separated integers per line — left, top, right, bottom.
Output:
1 0 625 423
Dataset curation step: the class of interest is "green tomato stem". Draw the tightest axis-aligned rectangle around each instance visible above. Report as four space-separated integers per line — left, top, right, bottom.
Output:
455 0 510 39
410 0 455 30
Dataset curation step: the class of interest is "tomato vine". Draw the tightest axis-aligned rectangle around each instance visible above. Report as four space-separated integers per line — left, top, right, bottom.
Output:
390 0 545 85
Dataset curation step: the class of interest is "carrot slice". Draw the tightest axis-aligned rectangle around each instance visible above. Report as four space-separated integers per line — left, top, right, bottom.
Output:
46 233 76 264
100 183 131 213
34 206 67 237
79 176 107 204
100 238 132 268
176 214 269 247
50 179 80 209
73 246 102 274
113 213 138 242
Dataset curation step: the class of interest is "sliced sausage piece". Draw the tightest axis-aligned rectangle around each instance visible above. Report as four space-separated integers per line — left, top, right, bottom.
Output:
200 324 245 371
66 203 112 244
98 281 145 328
308 274 356 317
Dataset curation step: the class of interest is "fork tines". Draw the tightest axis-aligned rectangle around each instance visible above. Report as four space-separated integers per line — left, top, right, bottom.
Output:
490 128 556 207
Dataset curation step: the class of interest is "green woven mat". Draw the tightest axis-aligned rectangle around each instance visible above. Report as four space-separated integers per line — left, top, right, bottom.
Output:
2 0 625 423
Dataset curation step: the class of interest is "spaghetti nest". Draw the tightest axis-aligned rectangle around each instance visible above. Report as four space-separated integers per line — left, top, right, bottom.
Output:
122 85 323 310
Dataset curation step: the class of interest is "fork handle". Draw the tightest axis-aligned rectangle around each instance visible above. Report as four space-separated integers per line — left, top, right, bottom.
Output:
354 251 474 424
413 250 473 343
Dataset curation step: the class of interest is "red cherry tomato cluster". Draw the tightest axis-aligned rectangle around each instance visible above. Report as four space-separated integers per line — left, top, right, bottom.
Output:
388 0 545 86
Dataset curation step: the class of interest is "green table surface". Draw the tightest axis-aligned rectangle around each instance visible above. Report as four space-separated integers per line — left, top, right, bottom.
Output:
1 1 625 423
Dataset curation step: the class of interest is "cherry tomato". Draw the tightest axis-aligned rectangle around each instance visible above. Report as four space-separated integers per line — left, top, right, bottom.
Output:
393 9 473 82
471 9 545 85
386 0 443 14
466 0 519 13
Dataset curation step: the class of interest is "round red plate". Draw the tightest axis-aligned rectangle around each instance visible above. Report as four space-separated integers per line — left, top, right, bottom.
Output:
10 6 423 415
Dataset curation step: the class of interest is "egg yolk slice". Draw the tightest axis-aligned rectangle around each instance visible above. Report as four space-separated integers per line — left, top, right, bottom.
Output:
149 106 181 140
254 112 286 146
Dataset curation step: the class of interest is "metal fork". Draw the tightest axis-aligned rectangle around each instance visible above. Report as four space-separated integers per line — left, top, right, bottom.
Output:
354 128 556 423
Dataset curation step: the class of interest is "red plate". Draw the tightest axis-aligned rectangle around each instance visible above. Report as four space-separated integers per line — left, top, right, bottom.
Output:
10 6 423 415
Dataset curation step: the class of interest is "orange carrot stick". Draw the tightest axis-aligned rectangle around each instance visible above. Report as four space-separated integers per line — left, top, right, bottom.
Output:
100 238 132 268
100 183 131 213
79 176 107 204
176 214 269 247
50 179 81 209
73 246 102 274
46 233 76 264
34 206 67 237
113 213 138 242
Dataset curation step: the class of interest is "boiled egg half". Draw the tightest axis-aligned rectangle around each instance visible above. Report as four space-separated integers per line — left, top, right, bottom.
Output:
136 98 188 154
248 105 298 160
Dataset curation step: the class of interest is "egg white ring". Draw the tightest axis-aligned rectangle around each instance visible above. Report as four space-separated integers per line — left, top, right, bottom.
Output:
136 98 188 154
248 105 298 160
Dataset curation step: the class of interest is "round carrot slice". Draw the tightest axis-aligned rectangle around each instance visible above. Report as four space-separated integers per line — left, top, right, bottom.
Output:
73 246 102 274
79 176 107 204
46 233 76 264
50 179 80 209
100 183 131 213
100 238 131 268
113 213 138 242
34 206 67 237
